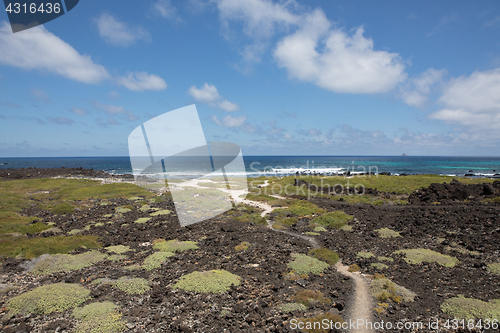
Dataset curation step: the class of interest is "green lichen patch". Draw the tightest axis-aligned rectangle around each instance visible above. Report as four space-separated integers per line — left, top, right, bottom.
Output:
440 295 500 321
73 301 126 333
128 196 143 201
279 302 306 312
356 251 375 259
375 228 401 238
134 217 151 224
287 253 330 275
143 251 175 271
394 248 460 267
150 209 172 216
153 239 198 253
7 283 90 315
340 225 353 231
310 211 353 229
377 256 394 262
172 270 241 293
369 275 416 303
371 263 388 270
305 232 320 236
313 226 327 232
293 289 331 307
308 248 339 265
30 251 108 275
487 263 500 275
114 277 150 295
105 245 131 254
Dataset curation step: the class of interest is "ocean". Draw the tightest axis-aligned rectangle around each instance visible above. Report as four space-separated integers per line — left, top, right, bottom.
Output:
1 156 500 178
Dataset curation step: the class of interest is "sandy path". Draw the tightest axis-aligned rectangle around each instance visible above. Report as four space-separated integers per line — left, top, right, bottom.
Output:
241 190 374 333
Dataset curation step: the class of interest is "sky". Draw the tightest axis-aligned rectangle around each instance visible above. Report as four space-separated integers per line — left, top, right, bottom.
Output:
1 0 500 157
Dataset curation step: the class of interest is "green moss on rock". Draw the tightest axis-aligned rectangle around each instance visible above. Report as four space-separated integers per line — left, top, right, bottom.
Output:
105 245 131 254
173 270 240 293
308 248 339 265
287 253 329 275
356 251 375 259
134 217 151 224
7 283 90 315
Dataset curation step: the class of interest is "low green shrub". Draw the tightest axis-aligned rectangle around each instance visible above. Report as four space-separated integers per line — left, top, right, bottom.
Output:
153 239 198 253
287 253 329 275
356 251 375 259
440 295 500 321
105 245 131 254
348 264 360 272
150 209 171 216
73 301 126 333
114 277 150 295
298 312 343 333
305 232 320 236
308 248 339 265
30 251 107 275
293 289 331 307
143 251 174 271
51 202 75 215
369 276 415 303
371 263 388 270
172 270 240 293
378 256 394 262
310 211 353 229
487 263 500 275
235 241 251 251
375 228 401 238
394 248 459 267
7 283 90 315
313 226 327 232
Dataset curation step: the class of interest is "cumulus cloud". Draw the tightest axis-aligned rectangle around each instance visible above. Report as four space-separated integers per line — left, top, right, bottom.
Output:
116 72 167 91
0 22 109 84
400 68 446 107
48 117 74 125
94 13 151 46
189 83 240 111
429 68 500 131
93 101 139 121
274 10 406 94
212 115 247 127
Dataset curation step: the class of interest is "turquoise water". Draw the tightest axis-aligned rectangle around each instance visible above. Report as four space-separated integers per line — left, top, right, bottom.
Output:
1 156 499 177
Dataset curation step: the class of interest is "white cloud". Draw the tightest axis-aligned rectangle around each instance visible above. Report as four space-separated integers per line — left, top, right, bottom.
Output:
188 83 240 111
93 101 138 121
400 68 446 107
116 72 167 91
154 0 181 22
94 13 151 46
429 68 500 131
71 107 88 116
0 22 109 84
274 10 407 94
212 115 247 127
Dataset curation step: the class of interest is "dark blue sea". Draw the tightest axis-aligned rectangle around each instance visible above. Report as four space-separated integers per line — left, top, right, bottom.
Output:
1 156 500 178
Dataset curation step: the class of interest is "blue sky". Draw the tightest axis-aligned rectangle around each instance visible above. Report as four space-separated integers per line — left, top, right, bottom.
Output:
1 0 500 157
